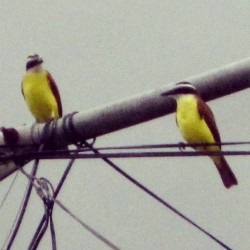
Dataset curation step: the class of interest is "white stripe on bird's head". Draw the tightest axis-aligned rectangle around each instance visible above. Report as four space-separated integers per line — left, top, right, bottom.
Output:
26 53 44 71
161 81 198 98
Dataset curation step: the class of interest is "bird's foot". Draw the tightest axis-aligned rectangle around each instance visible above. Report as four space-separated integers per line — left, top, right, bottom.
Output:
178 142 186 151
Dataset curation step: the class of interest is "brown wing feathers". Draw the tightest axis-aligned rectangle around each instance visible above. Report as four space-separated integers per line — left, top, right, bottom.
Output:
47 71 63 117
197 98 221 147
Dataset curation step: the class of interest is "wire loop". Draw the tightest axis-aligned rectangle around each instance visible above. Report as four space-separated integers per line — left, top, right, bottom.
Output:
62 112 80 144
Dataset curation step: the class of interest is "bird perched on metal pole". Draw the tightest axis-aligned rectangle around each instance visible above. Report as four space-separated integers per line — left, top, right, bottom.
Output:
161 81 238 188
21 54 62 123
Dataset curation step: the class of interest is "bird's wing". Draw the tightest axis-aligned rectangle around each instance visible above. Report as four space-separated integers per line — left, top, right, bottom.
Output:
47 71 63 117
197 97 221 146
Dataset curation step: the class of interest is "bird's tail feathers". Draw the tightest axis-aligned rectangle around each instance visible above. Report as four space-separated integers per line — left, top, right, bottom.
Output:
213 156 238 189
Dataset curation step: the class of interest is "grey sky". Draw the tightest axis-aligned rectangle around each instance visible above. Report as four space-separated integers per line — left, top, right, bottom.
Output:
1 1 250 249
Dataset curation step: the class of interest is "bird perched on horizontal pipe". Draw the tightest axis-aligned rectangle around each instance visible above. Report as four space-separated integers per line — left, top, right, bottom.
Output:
21 54 62 123
161 81 238 188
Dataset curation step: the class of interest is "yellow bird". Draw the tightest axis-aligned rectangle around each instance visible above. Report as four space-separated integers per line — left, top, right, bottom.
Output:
162 82 237 188
22 54 62 123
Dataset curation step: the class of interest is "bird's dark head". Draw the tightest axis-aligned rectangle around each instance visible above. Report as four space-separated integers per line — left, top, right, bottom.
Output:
26 54 43 71
161 81 198 98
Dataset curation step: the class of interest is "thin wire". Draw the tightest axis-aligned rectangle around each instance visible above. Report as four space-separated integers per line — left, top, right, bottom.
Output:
0 171 19 210
0 140 249 163
28 159 75 249
22 175 56 250
8 149 250 161
1 175 30 250
1 140 250 162
27 217 46 250
20 140 250 155
25 159 120 250
71 141 250 152
30 204 50 250
30 199 56 250
0 140 249 149
49 211 57 250
39 178 57 250
53 199 120 250
1 142 240 249
84 142 232 250
54 159 75 197
6 158 40 250
6 145 44 249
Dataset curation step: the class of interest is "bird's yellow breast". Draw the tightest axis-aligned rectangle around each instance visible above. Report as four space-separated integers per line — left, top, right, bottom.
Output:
22 71 59 122
176 95 218 151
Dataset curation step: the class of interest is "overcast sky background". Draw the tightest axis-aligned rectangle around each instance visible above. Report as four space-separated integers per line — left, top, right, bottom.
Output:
1 1 250 249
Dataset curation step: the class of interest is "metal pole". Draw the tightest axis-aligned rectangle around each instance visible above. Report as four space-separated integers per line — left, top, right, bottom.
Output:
57 57 250 141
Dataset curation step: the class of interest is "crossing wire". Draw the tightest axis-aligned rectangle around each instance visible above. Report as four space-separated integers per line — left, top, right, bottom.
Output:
6 158 40 250
1 173 30 250
0 140 250 149
70 141 250 152
6 149 250 161
1 141 250 162
83 141 233 250
28 159 75 249
27 157 120 250
1 142 239 249
53 199 120 250
0 171 19 210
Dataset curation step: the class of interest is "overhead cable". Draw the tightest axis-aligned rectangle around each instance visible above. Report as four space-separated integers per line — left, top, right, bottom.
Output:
83 141 232 250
